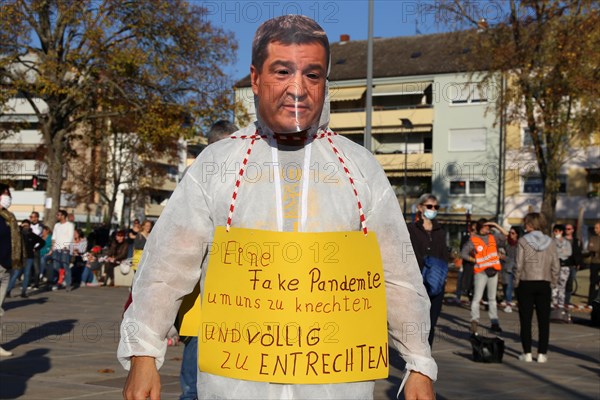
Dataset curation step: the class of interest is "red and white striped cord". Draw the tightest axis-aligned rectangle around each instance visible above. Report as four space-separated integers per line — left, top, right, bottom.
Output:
326 135 368 235
226 137 256 231
229 130 337 141
226 128 367 235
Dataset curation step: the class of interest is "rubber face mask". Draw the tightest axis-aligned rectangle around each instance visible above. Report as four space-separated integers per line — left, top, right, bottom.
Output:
251 42 327 134
423 209 437 220
0 194 11 209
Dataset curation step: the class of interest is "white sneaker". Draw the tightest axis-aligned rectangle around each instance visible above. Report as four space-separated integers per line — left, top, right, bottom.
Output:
518 353 533 362
504 305 513 313
0 347 12 357
537 354 548 363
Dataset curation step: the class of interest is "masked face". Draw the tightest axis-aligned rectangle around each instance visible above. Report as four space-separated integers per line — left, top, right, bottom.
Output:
420 202 439 220
251 41 327 134
423 209 438 220
0 194 11 209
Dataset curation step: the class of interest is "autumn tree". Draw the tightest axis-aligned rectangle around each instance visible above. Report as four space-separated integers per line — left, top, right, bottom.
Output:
0 0 238 226
440 0 600 226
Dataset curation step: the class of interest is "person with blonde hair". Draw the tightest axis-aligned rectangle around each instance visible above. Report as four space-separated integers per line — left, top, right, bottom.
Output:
515 212 560 363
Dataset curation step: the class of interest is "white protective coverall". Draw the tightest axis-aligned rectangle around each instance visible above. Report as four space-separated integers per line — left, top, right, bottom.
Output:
118 85 438 399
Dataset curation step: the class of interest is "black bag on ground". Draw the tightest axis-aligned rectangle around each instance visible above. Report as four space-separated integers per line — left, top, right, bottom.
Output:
550 308 571 323
470 333 504 363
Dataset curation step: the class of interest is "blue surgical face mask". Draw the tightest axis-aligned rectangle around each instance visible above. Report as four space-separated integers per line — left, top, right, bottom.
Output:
423 209 437 220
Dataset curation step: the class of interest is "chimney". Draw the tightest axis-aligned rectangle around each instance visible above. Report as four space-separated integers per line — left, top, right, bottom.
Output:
339 34 350 44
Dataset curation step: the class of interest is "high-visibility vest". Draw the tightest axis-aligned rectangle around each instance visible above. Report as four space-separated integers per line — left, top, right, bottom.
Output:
472 235 502 274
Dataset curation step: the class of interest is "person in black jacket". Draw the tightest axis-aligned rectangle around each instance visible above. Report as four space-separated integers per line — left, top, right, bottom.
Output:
6 219 44 298
407 193 449 347
0 183 20 357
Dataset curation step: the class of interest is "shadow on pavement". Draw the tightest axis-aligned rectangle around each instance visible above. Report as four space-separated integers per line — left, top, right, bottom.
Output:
0 348 51 399
2 297 49 311
435 310 598 399
2 319 78 349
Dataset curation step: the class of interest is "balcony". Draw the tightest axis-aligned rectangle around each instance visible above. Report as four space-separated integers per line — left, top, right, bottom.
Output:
375 153 433 173
139 177 177 192
330 107 433 132
145 203 165 217
0 159 46 178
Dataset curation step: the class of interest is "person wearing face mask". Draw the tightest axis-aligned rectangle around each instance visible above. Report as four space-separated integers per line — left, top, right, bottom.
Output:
551 224 572 311
461 218 508 334
407 193 448 347
0 183 23 357
119 15 436 400
6 219 45 298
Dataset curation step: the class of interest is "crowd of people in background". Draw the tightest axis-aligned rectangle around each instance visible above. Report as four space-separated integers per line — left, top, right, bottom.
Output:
401 188 600 365
447 213 599 363
2 208 154 297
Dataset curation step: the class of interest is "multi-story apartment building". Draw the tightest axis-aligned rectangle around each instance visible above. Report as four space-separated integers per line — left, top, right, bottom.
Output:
235 31 599 243
503 125 600 228
0 93 187 226
234 32 500 241
0 94 52 222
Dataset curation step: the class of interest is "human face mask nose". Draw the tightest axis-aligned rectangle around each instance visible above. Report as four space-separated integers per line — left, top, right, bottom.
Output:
282 71 310 133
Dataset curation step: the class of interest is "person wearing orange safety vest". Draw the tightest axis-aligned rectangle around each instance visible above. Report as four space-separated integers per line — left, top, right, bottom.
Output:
461 218 508 334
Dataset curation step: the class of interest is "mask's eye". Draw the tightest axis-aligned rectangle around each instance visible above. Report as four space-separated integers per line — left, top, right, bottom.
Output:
306 73 320 80
276 69 290 76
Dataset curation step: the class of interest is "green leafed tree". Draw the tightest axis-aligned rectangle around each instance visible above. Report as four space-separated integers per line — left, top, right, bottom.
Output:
0 0 239 226
440 0 600 227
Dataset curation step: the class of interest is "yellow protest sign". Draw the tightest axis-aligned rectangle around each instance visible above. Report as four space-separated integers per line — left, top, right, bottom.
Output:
131 249 143 271
197 226 388 384
177 282 201 337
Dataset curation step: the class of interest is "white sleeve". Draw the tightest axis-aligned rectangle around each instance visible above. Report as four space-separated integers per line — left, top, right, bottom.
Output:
366 165 438 381
117 150 215 370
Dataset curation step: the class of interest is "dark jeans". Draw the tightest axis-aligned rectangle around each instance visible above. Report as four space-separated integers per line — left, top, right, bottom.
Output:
589 263 600 305
517 281 551 354
461 262 474 299
180 336 198 400
32 250 40 286
104 262 118 285
7 258 34 294
564 266 577 305
429 289 444 347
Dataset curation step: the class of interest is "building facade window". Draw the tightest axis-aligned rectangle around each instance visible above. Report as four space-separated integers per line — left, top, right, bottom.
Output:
449 180 486 196
449 82 488 105
522 127 534 147
522 175 567 194
448 128 487 152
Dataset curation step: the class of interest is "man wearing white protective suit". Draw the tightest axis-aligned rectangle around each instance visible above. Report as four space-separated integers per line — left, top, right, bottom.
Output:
120 15 436 400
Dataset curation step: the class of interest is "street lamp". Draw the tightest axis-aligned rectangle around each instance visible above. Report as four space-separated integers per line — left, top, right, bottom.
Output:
400 118 413 215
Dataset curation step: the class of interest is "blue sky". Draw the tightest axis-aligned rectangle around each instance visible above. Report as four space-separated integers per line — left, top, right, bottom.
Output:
204 0 481 81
